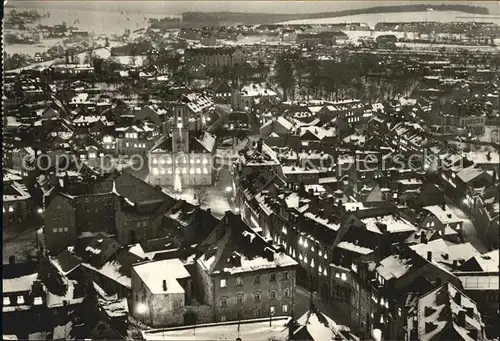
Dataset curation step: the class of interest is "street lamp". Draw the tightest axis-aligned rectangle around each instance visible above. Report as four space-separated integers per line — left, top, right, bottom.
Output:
136 303 148 315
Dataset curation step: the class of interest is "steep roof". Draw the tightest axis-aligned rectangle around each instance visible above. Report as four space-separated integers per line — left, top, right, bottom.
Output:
198 212 297 276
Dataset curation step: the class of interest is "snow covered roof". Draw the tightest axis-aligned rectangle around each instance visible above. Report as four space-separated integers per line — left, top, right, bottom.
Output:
376 254 414 280
423 205 464 225
410 240 479 272
361 215 418 234
456 167 485 184
3 273 38 294
304 211 340 231
417 282 483 341
462 250 499 272
240 83 277 97
198 212 297 275
133 259 190 295
337 241 373 255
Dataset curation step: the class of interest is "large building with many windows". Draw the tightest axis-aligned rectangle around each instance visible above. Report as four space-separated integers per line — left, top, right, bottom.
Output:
196 212 297 322
148 130 216 188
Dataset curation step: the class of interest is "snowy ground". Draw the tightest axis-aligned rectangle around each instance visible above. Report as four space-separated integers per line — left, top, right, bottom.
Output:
445 199 489 253
478 125 500 144
162 167 235 219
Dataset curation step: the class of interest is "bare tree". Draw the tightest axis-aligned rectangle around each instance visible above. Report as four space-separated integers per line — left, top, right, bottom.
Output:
193 187 209 206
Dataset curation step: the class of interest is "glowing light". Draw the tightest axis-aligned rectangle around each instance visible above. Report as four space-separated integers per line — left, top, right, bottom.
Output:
462 199 467 204
37 208 43 214
174 173 182 192
234 207 240 213
136 303 148 314
177 123 183 128
225 186 232 193
341 273 347 281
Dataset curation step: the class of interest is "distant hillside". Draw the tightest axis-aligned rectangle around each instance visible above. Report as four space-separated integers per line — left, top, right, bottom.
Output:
182 4 489 26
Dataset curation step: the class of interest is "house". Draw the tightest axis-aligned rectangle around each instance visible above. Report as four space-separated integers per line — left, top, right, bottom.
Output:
162 200 220 248
200 32 217 46
406 282 486 341
115 124 157 156
421 204 465 236
455 249 499 338
281 29 298 43
131 259 191 327
260 117 295 139
3 173 36 227
114 172 176 245
40 194 77 255
206 79 232 104
196 211 297 322
184 47 246 74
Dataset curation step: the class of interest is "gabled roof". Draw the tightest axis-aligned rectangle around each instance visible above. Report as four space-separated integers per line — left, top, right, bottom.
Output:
198 212 297 276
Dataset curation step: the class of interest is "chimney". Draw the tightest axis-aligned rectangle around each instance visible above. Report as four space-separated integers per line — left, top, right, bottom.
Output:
421 232 428 244
162 280 167 291
427 251 432 262
8 255 15 265
207 208 212 215
452 259 458 268
457 310 466 327
441 203 446 211
454 292 462 306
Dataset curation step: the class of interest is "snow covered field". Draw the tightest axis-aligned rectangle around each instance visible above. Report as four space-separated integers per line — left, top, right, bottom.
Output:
279 11 500 26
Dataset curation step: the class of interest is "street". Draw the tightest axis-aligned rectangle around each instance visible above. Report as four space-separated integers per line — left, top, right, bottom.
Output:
445 198 489 253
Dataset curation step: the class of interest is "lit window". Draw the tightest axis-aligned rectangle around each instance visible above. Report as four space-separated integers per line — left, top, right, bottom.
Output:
4 297 10 306
167 168 172 174
220 279 227 288
335 273 340 278
53 228 58 233
311 259 315 268
126 143 129 147
203 168 209 174
190 168 195 174
196 168 201 174
160 168 166 175
9 206 14 212
282 304 288 313
167 158 172 164
18 296 25 304
318 250 322 256
351 264 358 273
324 253 327 260
153 168 159 175
398 308 402 317
270 306 275 315
323 269 327 276
220 314 227 321
304 240 308 248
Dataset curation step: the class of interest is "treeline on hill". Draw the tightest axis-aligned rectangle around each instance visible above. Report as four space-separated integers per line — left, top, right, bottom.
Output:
181 4 489 26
